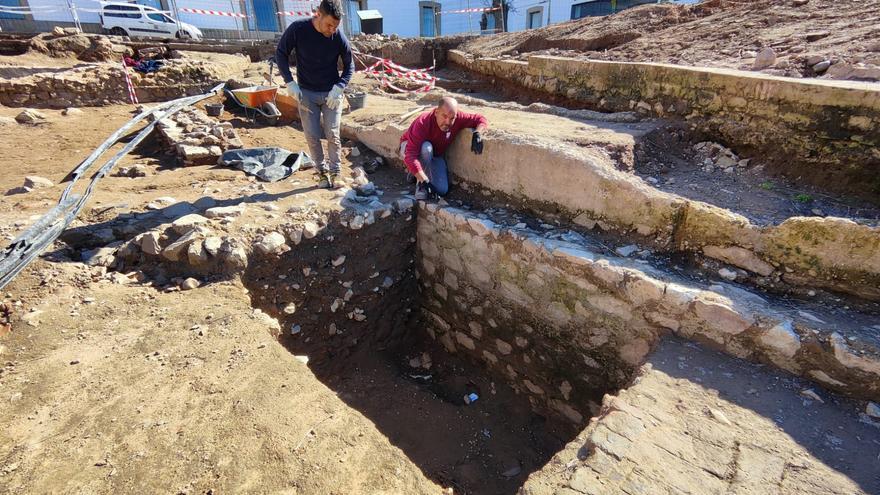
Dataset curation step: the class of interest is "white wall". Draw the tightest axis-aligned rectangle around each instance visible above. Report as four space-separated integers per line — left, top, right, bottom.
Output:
367 0 702 37
508 0 583 32
366 0 419 37
368 0 493 38
437 0 483 36
25 0 246 31
175 0 245 31
280 0 317 29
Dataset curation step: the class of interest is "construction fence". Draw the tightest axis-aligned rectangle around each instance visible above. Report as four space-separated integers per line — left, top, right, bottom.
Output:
0 0 513 41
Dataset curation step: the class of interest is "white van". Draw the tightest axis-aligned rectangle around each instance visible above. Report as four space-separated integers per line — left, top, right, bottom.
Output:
101 2 203 40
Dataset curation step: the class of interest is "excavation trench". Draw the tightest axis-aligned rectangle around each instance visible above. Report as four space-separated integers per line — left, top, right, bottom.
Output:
240 210 635 495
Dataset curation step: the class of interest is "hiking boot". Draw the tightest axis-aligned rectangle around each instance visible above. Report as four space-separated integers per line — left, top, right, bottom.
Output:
319 172 341 190
317 173 331 189
327 172 342 190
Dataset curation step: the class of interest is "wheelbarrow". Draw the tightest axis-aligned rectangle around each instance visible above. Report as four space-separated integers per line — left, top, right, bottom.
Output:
225 84 282 126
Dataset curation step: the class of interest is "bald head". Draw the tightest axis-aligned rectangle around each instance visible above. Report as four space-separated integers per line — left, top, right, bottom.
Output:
435 96 459 132
438 96 459 112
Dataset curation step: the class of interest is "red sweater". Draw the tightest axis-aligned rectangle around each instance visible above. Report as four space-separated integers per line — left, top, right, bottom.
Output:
399 109 489 175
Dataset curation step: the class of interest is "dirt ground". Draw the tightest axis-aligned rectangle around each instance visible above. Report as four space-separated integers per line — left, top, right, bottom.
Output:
461 0 880 81
0 79 582 494
632 124 880 227
0 86 449 493
1 31 879 493
0 266 442 494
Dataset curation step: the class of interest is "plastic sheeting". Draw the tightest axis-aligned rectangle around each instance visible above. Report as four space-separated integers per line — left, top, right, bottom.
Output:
219 147 312 182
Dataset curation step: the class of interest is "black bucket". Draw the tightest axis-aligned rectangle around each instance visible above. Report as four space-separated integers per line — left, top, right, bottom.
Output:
347 92 367 111
205 102 223 117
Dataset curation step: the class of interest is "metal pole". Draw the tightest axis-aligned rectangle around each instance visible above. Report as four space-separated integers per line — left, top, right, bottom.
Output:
230 0 240 40
547 0 551 26
500 0 506 33
71 0 82 32
171 0 183 39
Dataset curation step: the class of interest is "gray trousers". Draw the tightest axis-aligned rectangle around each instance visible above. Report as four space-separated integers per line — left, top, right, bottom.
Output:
299 87 343 174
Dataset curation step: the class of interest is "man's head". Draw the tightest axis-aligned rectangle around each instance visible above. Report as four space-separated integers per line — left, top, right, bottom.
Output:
435 96 459 132
313 0 343 37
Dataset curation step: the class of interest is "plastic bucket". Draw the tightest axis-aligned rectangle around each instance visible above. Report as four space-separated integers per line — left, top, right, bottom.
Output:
347 92 366 111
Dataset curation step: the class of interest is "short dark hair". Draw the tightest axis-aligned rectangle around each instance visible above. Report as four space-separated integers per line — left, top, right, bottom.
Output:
318 0 343 20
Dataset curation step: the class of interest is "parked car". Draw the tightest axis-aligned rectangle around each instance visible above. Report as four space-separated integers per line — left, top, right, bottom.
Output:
100 2 203 40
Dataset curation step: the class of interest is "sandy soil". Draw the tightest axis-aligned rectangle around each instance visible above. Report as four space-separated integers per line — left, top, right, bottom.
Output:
0 85 580 494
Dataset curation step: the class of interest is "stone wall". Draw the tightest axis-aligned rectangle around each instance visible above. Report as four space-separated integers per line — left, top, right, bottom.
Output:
416 203 880 417
352 35 469 69
155 107 243 165
345 104 880 302
448 50 880 203
0 53 249 108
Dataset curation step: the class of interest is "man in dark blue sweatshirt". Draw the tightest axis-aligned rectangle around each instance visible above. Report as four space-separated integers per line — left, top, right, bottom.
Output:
275 0 354 189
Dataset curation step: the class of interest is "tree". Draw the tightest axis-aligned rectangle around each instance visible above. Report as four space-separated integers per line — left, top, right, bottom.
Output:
481 0 514 33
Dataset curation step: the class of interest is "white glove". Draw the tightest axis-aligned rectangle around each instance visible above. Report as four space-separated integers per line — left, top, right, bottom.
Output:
286 80 302 101
326 84 344 110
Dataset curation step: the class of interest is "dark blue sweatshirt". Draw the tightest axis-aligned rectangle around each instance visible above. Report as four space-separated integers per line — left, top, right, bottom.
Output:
275 18 354 92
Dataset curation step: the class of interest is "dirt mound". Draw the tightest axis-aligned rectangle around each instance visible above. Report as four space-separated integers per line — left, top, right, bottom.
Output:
28 32 132 62
460 0 880 81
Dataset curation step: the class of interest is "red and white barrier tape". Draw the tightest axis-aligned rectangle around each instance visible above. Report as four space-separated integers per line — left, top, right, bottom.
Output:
121 58 138 105
354 52 436 94
179 7 248 17
277 10 316 16
439 6 500 14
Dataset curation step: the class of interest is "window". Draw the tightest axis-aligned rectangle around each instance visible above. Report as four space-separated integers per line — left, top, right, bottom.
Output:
104 5 143 18
526 6 543 29
571 0 620 19
0 0 25 20
147 12 172 22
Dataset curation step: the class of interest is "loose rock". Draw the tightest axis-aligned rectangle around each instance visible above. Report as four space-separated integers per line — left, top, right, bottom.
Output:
256 232 287 254
205 205 246 219
24 176 54 189
15 109 47 124
615 245 639 257
753 48 777 69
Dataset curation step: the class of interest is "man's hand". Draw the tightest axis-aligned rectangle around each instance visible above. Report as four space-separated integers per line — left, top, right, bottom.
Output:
415 170 430 183
326 84 344 110
471 130 484 155
285 80 302 102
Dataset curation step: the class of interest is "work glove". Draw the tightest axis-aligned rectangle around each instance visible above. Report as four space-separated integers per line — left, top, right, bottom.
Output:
471 130 484 155
423 181 440 200
326 84 345 110
285 80 302 102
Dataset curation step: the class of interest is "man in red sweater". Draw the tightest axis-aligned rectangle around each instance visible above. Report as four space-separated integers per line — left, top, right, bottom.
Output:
399 96 489 199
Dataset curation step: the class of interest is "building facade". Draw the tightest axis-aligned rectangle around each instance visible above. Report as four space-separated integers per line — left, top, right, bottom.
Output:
0 0 679 39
